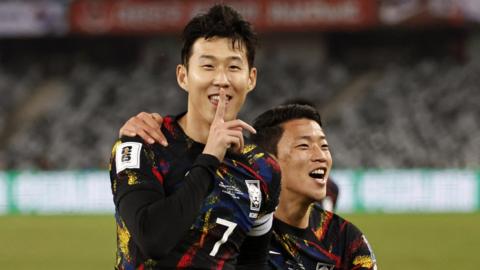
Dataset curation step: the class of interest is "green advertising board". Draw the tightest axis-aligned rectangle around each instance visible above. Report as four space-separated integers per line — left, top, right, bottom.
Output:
0 169 478 215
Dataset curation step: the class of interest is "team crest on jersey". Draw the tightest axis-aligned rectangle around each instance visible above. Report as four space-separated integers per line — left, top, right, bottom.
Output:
116 142 142 173
245 180 261 218
316 262 334 270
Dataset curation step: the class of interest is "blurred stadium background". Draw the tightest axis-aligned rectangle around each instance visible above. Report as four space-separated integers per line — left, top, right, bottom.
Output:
0 0 479 269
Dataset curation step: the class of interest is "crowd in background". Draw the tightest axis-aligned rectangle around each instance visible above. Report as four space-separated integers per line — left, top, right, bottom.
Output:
0 31 478 170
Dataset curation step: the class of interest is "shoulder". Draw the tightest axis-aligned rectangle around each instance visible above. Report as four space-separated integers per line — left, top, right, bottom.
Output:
322 210 377 269
160 115 176 135
111 136 146 162
310 204 361 234
114 136 155 155
310 204 370 248
242 143 280 173
160 114 188 142
111 135 166 175
241 143 281 194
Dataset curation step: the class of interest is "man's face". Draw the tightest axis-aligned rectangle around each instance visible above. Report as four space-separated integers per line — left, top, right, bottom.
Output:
276 118 332 203
177 37 256 124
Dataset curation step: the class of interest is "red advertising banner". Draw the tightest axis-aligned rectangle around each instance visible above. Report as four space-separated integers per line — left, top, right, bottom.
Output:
69 0 187 34
69 0 377 34
69 0 469 35
262 0 377 31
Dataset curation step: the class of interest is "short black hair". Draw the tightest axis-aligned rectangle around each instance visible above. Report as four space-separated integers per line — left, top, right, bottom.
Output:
181 4 258 68
251 104 323 156
281 98 316 108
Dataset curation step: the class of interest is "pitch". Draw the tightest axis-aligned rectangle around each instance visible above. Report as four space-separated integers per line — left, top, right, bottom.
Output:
0 213 478 269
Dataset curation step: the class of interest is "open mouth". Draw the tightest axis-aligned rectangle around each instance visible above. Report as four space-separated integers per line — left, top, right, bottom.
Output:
309 168 327 184
209 94 232 105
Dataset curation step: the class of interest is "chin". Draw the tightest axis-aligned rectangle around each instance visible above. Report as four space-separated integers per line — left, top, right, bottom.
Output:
314 193 327 202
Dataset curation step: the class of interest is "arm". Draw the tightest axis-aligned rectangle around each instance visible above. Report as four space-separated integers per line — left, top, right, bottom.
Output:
236 231 272 270
110 137 218 258
236 213 274 269
237 152 281 268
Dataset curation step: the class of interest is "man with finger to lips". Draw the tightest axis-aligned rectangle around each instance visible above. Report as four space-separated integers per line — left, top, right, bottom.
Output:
109 5 281 270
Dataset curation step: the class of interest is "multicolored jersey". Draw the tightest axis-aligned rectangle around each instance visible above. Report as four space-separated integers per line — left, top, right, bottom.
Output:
268 204 377 270
109 114 281 270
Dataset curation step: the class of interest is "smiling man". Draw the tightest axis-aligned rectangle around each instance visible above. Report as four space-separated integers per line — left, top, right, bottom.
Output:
251 104 377 270
109 5 280 270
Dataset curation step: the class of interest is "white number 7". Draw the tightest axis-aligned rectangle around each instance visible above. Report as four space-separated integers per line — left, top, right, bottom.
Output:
209 218 237 256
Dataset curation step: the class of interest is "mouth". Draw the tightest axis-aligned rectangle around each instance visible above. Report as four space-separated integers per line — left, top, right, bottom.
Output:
308 168 327 184
209 94 232 106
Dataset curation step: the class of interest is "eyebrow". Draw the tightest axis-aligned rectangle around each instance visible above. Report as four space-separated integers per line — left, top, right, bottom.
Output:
296 135 326 141
199 55 243 62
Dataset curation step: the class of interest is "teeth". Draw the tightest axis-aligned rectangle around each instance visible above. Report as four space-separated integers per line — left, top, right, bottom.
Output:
311 169 325 175
210 94 232 101
309 168 326 179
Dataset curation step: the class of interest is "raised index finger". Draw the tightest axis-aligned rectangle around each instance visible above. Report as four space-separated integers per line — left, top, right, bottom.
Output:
213 88 227 123
224 120 257 134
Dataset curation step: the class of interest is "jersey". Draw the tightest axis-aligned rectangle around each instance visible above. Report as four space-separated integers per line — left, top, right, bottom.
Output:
109 114 281 270
268 204 377 270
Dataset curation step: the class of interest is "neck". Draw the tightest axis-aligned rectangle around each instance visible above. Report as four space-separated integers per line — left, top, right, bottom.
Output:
274 191 312 229
178 112 211 144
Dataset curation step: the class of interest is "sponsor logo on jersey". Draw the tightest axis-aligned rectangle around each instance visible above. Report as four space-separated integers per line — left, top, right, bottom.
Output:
116 142 142 173
316 263 334 270
219 182 243 199
245 180 261 218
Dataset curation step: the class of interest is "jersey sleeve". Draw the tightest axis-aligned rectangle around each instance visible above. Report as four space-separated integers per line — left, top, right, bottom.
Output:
236 228 272 270
262 152 282 214
109 136 218 259
343 223 378 270
246 150 281 237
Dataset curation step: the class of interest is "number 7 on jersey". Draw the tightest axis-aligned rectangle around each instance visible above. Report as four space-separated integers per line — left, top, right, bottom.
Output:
209 218 237 256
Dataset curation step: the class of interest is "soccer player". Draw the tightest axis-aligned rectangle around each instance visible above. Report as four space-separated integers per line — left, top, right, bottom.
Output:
281 98 340 212
109 5 280 270
119 105 377 269
252 104 377 270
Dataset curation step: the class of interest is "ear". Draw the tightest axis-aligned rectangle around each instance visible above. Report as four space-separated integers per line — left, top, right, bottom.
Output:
268 152 279 162
176 64 188 91
247 67 257 93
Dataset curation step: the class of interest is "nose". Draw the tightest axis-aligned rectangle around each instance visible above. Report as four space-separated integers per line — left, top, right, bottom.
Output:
311 145 327 162
213 68 230 88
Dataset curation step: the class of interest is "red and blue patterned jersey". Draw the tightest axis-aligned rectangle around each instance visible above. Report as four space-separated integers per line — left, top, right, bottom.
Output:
110 114 281 269
268 204 377 270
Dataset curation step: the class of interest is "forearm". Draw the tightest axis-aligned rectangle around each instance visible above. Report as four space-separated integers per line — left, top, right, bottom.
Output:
117 154 218 258
236 230 272 270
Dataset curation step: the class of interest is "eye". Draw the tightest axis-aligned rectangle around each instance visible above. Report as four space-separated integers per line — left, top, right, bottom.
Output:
229 65 241 71
321 144 329 150
296 144 309 150
202 64 214 70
